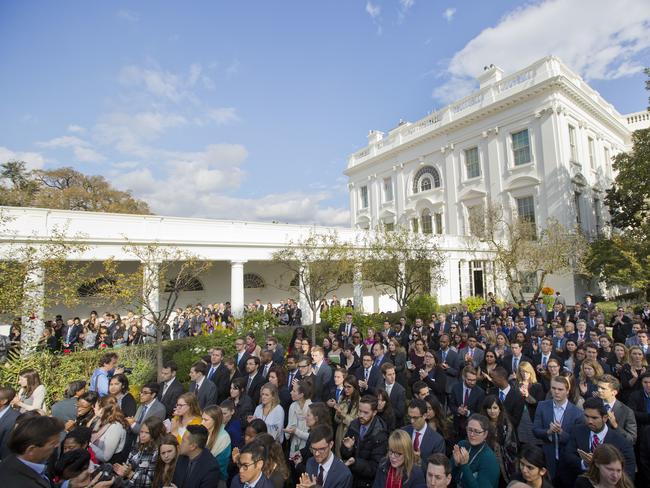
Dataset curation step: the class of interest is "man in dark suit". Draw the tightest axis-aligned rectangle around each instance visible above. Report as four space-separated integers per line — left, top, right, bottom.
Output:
449 366 485 437
380 363 406 426
312 347 333 401
244 356 266 406
596 374 637 443
61 317 83 348
355 352 382 395
339 395 388 488
533 375 584 480
172 425 221 488
0 415 64 486
532 337 562 374
230 441 275 488
402 399 445 473
546 304 566 325
234 337 251 375
304 424 353 488
160 360 185 419
489 366 525 429
371 342 391 369
189 361 217 410
458 335 485 369
0 387 20 460
503 342 532 380
337 312 356 345
51 380 86 424
207 347 231 405
435 334 461 395
128 382 167 434
558 397 635 486
265 336 285 365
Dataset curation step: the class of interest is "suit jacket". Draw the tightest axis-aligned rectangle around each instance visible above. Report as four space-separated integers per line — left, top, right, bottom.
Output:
0 407 20 460
190 378 218 410
435 348 461 393
402 425 445 473
171 448 221 488
306 454 353 488
354 365 382 395
230 473 275 488
245 372 266 406
532 399 584 479
337 322 355 345
313 362 333 401
50 397 77 423
131 399 166 434
208 363 231 404
160 378 185 419
546 311 566 324
383 382 406 426
609 399 637 443
628 389 650 426
235 351 251 375
61 323 83 346
503 353 533 377
0 454 51 487
559 425 636 485
449 383 485 431
495 385 526 428
458 346 484 369
532 352 562 369
340 416 388 488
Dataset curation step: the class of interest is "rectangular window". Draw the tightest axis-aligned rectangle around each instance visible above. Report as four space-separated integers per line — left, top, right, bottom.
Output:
568 125 578 162
512 129 531 166
411 218 419 233
464 147 480 179
384 222 395 231
594 198 602 236
360 185 368 209
574 191 582 226
520 272 538 294
516 196 536 239
421 211 433 234
383 177 393 202
434 213 443 235
588 137 595 169
468 205 485 236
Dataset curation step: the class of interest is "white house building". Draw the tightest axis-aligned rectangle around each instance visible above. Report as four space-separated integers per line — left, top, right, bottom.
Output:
345 56 648 304
1 57 647 321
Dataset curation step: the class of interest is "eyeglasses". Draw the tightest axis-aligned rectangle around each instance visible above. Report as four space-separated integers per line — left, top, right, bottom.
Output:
466 427 486 435
310 445 330 454
140 390 152 395
408 415 423 421
388 450 404 457
298 364 309 368
237 460 260 471
266 343 274 346
175 403 188 408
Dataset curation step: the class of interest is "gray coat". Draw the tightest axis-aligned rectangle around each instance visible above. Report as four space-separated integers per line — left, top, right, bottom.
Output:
131 399 167 434
51 397 77 423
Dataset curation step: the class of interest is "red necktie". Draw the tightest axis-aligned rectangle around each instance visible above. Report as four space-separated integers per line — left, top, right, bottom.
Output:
591 434 600 451
413 431 421 451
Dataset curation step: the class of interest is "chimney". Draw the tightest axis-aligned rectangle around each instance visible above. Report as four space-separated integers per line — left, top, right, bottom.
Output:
477 64 503 89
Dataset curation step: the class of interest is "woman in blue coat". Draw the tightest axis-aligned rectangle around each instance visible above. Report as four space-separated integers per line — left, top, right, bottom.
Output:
450 413 500 488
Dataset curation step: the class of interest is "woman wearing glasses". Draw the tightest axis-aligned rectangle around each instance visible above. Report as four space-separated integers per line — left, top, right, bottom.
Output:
169 392 202 443
372 429 426 488
450 413 499 488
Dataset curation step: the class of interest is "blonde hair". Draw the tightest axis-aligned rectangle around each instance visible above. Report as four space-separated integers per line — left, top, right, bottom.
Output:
261 382 280 409
579 358 604 383
628 346 649 367
516 361 538 384
387 429 416 477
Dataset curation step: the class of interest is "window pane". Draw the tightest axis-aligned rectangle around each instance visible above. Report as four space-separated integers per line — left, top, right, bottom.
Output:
568 125 577 162
421 210 433 234
588 137 595 169
434 213 443 234
465 147 480 178
383 177 393 202
421 177 432 192
468 205 484 236
512 129 531 166
360 186 368 208
384 222 395 231
520 272 537 293
411 218 419 233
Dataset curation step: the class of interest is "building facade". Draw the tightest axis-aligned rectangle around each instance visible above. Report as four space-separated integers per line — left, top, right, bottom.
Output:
345 56 648 303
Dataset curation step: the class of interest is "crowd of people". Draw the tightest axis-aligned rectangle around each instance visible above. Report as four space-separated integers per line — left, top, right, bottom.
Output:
0 291 650 488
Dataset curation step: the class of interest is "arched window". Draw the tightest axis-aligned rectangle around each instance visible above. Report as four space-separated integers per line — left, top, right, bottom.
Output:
412 166 441 193
421 209 433 234
244 273 265 289
78 277 115 297
290 274 299 287
165 277 203 293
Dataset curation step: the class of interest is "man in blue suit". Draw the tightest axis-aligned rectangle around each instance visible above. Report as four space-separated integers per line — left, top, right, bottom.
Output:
558 397 636 486
230 441 275 488
402 399 445 473
300 424 352 488
172 425 221 488
533 375 584 480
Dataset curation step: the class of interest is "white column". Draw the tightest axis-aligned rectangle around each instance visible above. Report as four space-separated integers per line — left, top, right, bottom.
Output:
142 261 160 342
230 260 246 318
298 263 313 325
353 263 364 313
21 265 45 353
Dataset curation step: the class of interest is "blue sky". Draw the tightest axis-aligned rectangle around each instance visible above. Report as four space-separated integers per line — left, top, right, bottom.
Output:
1 0 649 225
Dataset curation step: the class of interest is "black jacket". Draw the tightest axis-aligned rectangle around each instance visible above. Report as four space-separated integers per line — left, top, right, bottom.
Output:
0 454 53 487
340 416 388 488
171 448 221 488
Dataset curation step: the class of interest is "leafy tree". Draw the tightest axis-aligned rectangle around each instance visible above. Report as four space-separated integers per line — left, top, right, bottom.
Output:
0 162 151 214
471 203 588 302
361 226 444 311
90 244 212 376
272 231 355 344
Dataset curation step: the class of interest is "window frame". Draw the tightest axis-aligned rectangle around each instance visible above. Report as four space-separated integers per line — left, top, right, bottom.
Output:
464 146 481 179
511 129 532 166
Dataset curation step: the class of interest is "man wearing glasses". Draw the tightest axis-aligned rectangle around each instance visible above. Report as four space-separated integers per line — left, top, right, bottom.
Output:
403 399 445 473
298 424 352 488
230 442 275 488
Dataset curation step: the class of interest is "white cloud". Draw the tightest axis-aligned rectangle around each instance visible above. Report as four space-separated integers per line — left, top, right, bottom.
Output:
0 146 45 170
206 107 240 125
119 65 194 103
432 0 650 103
365 1 381 19
400 0 415 9
117 9 139 23
67 124 86 133
37 136 105 163
442 7 456 22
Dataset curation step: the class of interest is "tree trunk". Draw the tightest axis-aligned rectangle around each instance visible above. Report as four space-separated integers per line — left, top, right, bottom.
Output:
156 326 163 382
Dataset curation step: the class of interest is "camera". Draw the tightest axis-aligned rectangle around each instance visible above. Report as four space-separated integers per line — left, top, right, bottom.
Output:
95 463 114 482
118 364 134 374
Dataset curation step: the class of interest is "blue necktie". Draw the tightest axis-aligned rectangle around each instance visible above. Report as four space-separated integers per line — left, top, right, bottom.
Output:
336 388 342 402
499 391 506 402
360 425 367 439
